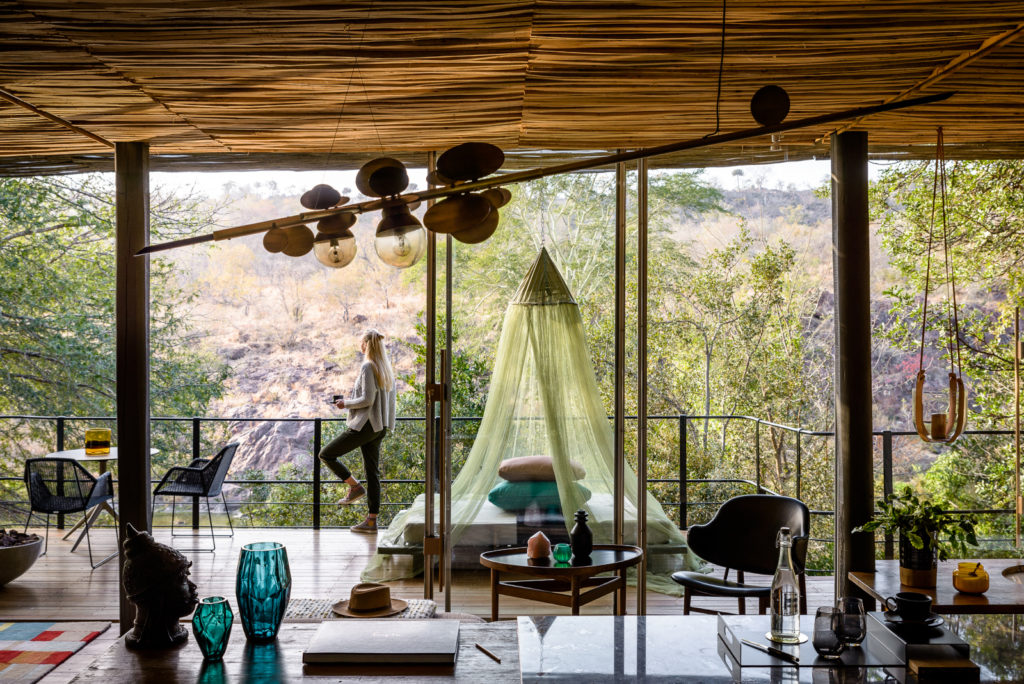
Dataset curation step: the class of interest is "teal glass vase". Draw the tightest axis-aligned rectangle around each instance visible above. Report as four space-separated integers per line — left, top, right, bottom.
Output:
236 542 291 642
192 596 234 660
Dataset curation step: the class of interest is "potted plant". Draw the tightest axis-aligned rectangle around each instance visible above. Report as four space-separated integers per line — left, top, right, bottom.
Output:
853 486 977 587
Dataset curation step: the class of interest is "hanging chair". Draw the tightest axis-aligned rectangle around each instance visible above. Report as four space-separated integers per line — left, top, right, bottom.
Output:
363 248 703 593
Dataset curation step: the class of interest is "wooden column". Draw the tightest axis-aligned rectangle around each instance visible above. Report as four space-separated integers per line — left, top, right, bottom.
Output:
831 131 875 600
115 142 151 632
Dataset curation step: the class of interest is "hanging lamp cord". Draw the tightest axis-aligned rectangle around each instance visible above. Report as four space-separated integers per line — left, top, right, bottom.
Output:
704 0 727 138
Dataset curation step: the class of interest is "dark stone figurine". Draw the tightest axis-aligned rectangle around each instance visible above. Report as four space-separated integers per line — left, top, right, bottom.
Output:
122 523 199 649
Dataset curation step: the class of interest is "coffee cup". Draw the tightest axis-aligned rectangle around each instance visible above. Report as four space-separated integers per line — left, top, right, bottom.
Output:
883 591 932 621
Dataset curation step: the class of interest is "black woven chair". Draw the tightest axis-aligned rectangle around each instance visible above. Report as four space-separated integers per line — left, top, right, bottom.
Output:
24 457 119 568
152 443 238 552
672 494 810 615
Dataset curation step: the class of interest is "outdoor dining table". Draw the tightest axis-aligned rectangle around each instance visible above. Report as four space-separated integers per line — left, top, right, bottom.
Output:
848 558 1024 614
47 447 158 550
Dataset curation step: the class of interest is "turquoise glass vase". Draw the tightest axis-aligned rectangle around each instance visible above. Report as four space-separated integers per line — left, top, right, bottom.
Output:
236 542 291 642
192 596 234 660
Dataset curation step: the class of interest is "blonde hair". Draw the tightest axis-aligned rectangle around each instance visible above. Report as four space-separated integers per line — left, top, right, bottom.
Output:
361 329 395 391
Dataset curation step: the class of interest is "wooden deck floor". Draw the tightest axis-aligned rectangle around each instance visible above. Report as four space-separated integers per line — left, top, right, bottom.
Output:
1 526 835 623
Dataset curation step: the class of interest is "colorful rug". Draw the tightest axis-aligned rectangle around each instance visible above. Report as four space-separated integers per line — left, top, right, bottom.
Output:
0 622 109 684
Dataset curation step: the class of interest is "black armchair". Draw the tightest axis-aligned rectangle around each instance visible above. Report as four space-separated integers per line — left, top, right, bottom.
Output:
672 493 810 615
152 443 238 552
24 457 119 568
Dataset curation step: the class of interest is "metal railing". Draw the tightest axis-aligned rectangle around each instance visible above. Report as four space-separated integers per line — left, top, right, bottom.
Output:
1 413 1016 564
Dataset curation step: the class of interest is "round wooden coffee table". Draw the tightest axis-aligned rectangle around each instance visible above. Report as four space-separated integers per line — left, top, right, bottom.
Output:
479 544 643 621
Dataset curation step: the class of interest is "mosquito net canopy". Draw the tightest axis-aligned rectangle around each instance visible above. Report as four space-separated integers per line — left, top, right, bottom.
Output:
364 248 702 593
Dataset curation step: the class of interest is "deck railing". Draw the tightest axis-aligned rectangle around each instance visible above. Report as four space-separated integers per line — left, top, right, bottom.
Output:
0 414 1015 565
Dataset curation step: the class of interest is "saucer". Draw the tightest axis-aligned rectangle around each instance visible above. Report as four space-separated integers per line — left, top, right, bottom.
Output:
883 611 944 628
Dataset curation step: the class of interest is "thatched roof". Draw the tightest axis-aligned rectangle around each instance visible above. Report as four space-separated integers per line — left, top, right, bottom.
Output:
1 2 1022 175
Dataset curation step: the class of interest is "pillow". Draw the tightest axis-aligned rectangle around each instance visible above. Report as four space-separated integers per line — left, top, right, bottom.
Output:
487 480 592 512
498 455 586 482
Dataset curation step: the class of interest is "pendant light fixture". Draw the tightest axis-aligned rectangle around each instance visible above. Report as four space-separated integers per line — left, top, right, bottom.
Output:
913 127 967 445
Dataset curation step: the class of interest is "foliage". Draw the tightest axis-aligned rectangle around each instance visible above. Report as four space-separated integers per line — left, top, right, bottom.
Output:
870 160 1024 542
854 485 977 561
0 175 230 516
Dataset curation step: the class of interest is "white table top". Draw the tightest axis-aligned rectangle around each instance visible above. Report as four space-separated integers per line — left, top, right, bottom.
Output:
46 447 159 461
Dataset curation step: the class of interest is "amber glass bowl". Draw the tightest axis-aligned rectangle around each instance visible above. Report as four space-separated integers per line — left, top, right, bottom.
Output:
952 562 989 595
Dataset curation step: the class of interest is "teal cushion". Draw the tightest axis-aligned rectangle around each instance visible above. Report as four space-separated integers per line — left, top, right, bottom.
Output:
487 480 592 512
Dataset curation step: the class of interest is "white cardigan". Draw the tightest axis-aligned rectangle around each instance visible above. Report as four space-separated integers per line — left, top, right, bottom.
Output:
344 361 397 433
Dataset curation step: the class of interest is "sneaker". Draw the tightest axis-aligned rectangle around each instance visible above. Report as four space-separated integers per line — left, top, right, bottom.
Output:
351 519 378 534
337 484 365 505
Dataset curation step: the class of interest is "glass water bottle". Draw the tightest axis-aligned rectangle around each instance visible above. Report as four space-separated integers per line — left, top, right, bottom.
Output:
770 526 802 643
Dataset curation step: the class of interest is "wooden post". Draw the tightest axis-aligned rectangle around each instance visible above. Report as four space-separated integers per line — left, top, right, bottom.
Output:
115 142 151 632
831 131 876 601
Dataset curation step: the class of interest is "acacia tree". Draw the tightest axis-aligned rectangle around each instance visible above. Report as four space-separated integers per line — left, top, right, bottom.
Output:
0 174 229 506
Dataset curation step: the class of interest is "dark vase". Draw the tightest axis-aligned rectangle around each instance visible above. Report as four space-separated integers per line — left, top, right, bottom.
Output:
898 534 937 587
570 509 593 560
236 542 291 642
192 596 234 660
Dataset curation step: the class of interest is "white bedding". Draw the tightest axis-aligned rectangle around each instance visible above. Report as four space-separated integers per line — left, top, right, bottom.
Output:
399 492 674 546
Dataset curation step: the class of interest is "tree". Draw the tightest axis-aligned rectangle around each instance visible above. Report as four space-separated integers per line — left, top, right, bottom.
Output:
0 175 229 504
870 160 1024 541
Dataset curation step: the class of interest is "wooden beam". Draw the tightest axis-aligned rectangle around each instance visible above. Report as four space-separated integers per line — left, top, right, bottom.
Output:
0 89 114 148
831 132 875 603
115 142 151 632
828 23 1024 139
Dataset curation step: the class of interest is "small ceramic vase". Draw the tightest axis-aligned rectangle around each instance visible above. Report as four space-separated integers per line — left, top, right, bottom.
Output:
527 531 552 559
570 509 593 560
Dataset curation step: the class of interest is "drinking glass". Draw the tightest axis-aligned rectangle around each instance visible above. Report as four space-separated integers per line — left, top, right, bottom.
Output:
812 606 844 659
835 597 867 647
236 542 291 642
553 543 572 563
192 596 234 660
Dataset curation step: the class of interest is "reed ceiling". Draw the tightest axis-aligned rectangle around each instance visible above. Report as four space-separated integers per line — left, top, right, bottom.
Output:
1 1 1023 175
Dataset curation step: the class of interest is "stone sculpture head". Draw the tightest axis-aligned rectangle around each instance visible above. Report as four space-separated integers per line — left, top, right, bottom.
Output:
122 523 198 649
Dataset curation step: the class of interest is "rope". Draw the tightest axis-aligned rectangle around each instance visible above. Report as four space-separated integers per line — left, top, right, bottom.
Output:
918 127 963 377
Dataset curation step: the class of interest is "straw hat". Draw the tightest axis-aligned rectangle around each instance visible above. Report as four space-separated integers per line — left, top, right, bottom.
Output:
331 583 408 618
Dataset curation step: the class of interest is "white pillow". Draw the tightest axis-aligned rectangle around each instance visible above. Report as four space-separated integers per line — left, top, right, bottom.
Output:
498 455 586 482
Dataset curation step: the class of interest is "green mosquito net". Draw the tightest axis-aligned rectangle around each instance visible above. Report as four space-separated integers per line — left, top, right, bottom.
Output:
363 248 702 594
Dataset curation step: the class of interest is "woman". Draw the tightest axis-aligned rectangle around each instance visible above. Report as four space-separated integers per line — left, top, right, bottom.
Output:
319 329 397 534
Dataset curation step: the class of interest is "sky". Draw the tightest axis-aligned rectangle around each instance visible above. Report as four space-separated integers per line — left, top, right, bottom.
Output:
152 158 849 198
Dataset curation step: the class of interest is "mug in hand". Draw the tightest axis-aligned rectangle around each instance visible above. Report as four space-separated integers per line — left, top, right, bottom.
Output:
884 591 932 621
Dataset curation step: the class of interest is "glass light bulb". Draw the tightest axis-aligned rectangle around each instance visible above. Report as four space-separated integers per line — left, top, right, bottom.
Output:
313 235 356 268
374 225 426 268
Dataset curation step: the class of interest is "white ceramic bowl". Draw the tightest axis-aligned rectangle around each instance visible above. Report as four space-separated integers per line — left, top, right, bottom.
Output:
0 537 44 586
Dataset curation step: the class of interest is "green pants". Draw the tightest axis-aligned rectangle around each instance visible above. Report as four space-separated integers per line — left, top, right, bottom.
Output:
318 423 387 514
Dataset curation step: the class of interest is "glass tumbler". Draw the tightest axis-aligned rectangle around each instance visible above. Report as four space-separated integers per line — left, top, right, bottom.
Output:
812 606 844 660
236 542 291 642
192 596 234 660
835 597 867 647
553 543 572 563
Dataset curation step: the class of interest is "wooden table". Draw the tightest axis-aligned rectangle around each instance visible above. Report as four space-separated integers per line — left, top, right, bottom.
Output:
849 558 1024 614
69 621 520 683
479 544 643 621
